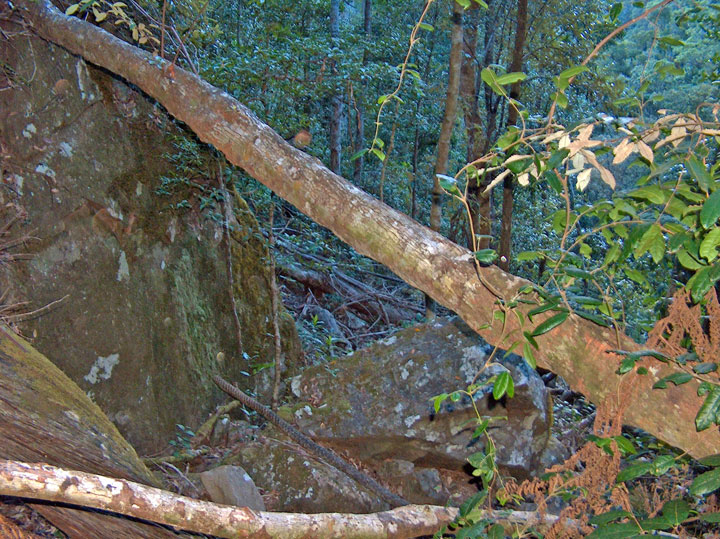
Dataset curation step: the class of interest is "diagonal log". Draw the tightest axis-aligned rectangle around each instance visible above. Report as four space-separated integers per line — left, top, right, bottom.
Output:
13 0 720 458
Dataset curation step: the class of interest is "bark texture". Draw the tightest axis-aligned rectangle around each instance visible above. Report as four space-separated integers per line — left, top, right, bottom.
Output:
15 0 720 458
498 0 528 270
0 460 456 539
0 326 182 537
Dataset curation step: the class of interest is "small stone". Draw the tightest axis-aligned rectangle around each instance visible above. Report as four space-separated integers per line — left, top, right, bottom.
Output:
199 465 265 511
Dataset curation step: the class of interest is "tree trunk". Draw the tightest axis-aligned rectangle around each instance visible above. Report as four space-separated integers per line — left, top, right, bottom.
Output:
459 5 488 249
498 0 528 271
0 326 182 537
16 0 720 459
353 0 372 184
427 0 463 319
329 0 342 174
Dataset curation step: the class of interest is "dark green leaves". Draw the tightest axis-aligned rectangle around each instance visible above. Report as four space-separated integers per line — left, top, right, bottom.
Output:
653 372 693 389
687 155 711 193
690 467 720 496
531 311 569 336
436 174 462 197
475 249 498 265
492 371 514 399
700 190 720 229
696 384 720 431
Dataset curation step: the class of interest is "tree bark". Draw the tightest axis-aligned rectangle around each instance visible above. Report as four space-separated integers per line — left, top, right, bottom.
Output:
15 0 720 459
0 460 456 539
459 5 488 249
427 0 464 319
329 0 343 174
0 326 183 537
498 0 528 271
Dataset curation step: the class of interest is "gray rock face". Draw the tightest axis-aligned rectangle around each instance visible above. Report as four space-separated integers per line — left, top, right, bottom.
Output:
288 317 551 480
199 465 266 511
225 437 387 513
0 35 301 453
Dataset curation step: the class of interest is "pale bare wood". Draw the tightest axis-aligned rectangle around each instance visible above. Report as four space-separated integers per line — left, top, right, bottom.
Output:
0 460 456 539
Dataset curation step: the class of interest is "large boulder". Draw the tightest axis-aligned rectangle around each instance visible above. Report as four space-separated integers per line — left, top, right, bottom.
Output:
287 318 552 481
0 32 301 453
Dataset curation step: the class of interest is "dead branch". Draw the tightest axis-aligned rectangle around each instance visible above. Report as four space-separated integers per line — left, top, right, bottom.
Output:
0 459 456 539
212 375 409 508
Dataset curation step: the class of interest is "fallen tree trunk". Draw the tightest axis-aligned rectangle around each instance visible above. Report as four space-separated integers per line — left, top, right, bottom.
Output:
0 460 584 537
14 0 720 458
0 460 456 539
0 326 184 537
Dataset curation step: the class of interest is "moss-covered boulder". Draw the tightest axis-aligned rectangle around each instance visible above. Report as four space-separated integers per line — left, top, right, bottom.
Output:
0 33 300 453
288 317 552 480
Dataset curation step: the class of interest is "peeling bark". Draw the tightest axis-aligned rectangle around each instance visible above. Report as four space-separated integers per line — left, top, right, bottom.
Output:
0 460 455 539
14 0 720 458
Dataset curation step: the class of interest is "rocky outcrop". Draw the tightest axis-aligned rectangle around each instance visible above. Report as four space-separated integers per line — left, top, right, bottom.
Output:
0 31 301 454
227 318 555 512
288 317 552 481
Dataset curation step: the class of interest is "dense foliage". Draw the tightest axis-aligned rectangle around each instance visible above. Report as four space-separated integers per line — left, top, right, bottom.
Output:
64 0 720 535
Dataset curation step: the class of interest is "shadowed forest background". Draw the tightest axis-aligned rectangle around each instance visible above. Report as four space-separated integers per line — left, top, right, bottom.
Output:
0 0 719 537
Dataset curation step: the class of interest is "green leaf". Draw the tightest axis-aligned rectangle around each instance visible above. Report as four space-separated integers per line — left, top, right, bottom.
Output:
493 371 513 400
436 174 462 197
653 372 693 389
531 311 569 336
694 362 718 374
613 436 636 455
627 185 667 204
575 310 611 326
586 522 641 538
634 224 665 263
517 250 541 261
639 516 673 531
698 454 720 467
475 249 498 265
547 148 570 170
555 91 569 109
418 22 434 31
690 467 720 496
431 393 448 413
700 190 720 229
564 266 593 280
523 341 537 369
487 524 504 539
700 512 720 523
677 247 705 270
559 65 590 81
371 148 386 162
65 3 80 15
687 155 712 193
609 2 623 21
589 510 632 525
528 298 562 318
495 72 527 86
651 455 676 475
617 461 652 482
660 499 690 525
699 227 720 261
481 67 504 95
349 148 368 161
696 385 720 431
